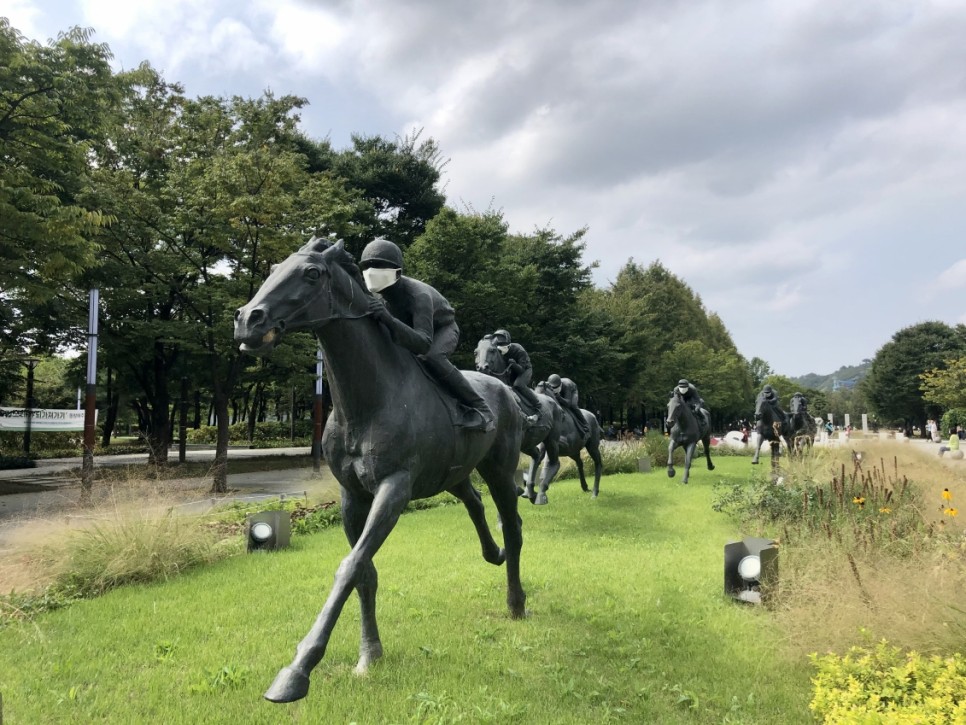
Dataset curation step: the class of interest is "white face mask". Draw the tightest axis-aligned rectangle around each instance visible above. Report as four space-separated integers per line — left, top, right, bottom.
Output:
498 345 510 354
677 386 688 395
363 268 400 293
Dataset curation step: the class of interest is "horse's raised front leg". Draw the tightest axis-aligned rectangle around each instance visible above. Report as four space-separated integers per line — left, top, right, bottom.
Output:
667 438 677 477
523 447 539 500
264 476 411 704
449 477 505 565
524 444 544 503
536 439 560 506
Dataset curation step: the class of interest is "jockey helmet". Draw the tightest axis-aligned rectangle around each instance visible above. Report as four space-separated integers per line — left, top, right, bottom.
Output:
547 374 562 390
360 238 403 270
676 379 690 395
493 329 511 344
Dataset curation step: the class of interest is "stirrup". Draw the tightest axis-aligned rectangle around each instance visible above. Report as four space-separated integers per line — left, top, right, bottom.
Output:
461 407 495 432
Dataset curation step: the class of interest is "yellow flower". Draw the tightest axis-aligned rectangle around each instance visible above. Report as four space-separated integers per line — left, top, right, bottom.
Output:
878 507 891 514
942 488 953 501
853 496 865 507
944 507 959 517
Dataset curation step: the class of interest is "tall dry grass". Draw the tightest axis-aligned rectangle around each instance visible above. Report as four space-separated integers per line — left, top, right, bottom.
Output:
757 440 966 657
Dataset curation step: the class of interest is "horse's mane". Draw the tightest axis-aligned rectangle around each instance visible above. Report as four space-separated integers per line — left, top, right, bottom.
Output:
312 239 371 296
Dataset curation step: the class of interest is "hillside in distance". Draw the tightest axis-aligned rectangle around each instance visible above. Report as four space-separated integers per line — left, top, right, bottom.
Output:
791 361 871 392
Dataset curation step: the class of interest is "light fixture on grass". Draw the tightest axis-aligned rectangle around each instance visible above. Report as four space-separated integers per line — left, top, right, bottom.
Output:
246 510 291 553
724 537 778 604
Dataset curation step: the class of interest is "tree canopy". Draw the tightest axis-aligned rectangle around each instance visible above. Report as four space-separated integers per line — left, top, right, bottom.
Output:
863 322 966 429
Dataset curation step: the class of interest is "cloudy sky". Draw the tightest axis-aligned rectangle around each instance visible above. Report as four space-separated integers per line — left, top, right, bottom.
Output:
7 0 966 377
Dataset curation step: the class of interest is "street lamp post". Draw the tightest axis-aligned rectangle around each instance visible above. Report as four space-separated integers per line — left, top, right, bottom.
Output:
81 288 99 503
312 348 325 474
22 358 39 456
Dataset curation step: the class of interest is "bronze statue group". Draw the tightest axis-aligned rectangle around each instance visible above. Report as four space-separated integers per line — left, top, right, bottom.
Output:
232 235 817 703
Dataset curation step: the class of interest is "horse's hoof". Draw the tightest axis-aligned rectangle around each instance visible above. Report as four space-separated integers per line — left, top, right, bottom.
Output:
591 493 598 499
708 464 715 471
667 468 675 478
264 667 310 703
534 493 549 506
751 460 759 465
516 486 526 497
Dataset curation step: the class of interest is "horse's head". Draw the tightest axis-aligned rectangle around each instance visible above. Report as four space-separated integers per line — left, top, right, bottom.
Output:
234 238 370 355
790 393 807 415
474 335 505 374
666 391 684 426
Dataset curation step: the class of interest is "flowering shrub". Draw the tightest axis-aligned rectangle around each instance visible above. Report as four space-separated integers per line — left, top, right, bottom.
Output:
810 641 966 723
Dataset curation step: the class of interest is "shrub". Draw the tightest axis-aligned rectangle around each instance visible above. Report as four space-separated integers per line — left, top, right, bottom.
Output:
52 512 237 598
0 455 36 470
810 641 966 723
712 454 931 558
186 420 313 445
941 408 966 435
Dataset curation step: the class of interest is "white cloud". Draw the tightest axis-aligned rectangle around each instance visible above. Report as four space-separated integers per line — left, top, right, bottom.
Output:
10 0 966 375
936 259 966 291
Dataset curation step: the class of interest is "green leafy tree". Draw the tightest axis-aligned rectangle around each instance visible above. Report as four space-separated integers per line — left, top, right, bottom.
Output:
331 130 446 249
406 208 519 369
0 21 119 396
748 357 773 388
600 260 735 417
662 340 752 422
920 356 966 410
863 322 966 435
759 374 799 410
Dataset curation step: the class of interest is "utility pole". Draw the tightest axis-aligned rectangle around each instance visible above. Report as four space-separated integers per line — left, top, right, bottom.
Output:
81 288 99 504
22 358 38 455
179 377 188 463
312 348 325 474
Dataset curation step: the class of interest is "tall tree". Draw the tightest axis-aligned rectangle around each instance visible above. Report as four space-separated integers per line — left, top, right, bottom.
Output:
863 321 966 434
0 21 118 396
920 356 966 411
748 357 773 388
331 130 446 249
663 340 753 423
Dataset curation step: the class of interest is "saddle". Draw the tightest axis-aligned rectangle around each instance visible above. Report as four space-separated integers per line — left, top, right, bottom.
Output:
508 390 536 417
412 357 482 431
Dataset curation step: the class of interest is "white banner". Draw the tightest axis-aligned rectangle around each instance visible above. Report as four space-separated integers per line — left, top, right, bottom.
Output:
0 407 96 432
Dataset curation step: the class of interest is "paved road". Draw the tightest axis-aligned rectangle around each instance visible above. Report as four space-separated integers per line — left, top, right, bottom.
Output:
0 446 337 523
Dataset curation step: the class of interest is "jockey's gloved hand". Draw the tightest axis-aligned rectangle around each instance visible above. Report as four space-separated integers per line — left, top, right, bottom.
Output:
368 297 391 323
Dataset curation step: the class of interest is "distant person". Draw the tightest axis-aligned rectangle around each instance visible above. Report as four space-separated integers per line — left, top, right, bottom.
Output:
939 429 961 457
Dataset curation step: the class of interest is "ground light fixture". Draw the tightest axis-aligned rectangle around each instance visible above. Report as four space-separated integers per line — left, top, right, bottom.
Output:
246 510 291 553
724 537 778 604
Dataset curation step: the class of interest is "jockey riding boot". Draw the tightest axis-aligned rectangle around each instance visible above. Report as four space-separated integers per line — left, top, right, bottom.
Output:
436 367 495 432
568 405 589 438
516 384 542 414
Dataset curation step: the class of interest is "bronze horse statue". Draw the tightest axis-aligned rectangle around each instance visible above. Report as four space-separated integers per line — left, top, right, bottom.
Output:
234 239 528 703
475 339 603 501
531 379 604 500
665 391 715 483
474 337 564 505
787 392 817 455
751 389 792 465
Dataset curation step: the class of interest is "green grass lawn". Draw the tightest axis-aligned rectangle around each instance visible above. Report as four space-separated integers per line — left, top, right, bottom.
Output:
0 459 815 724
